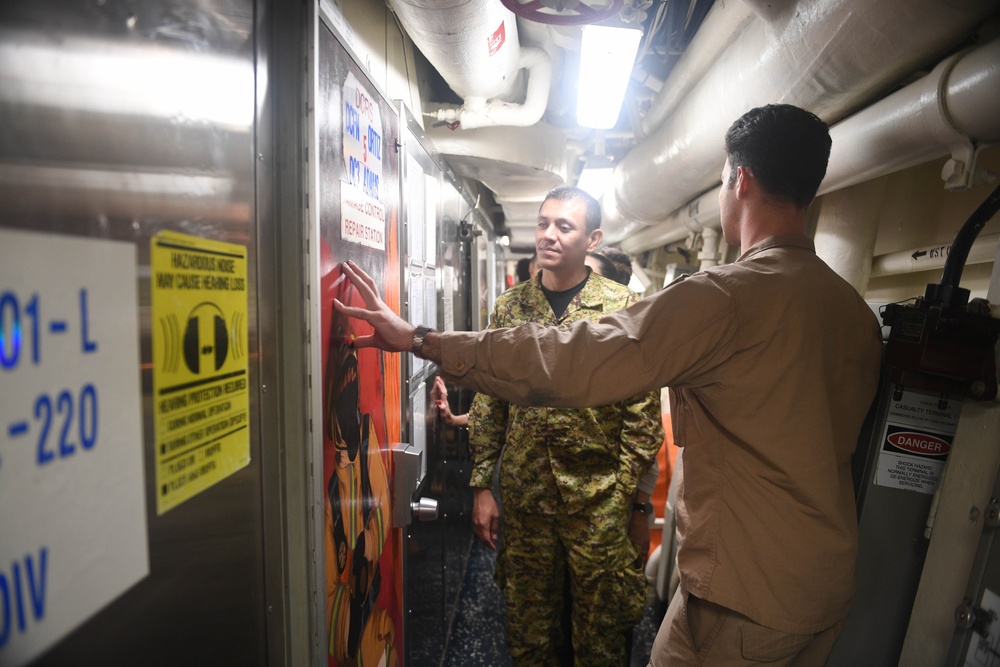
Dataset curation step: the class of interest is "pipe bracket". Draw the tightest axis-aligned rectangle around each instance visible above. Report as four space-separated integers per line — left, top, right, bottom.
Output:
933 48 993 191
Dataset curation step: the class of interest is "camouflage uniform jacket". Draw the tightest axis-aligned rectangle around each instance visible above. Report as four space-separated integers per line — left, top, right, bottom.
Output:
468 270 663 515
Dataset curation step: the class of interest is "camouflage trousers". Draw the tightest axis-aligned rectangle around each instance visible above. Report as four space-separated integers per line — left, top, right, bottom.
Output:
496 492 647 666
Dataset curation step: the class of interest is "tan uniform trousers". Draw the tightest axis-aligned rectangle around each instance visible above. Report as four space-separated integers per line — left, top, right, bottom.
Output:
649 586 844 667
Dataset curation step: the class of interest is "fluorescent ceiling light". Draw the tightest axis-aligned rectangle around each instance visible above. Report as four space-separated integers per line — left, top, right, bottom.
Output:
576 25 642 129
577 165 614 199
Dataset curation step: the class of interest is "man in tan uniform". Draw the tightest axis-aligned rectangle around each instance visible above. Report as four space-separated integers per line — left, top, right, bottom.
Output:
335 104 882 666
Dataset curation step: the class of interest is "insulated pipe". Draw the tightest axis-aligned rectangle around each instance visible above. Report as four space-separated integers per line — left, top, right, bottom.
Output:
428 47 552 129
425 121 568 201
619 187 720 255
605 0 998 242
812 179 884 293
639 0 757 137
517 19 568 116
869 233 1000 279
698 227 722 270
618 35 1000 256
387 0 520 101
822 38 1000 195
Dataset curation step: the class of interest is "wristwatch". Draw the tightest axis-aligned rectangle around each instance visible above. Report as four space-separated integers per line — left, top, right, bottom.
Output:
411 325 432 357
632 501 654 515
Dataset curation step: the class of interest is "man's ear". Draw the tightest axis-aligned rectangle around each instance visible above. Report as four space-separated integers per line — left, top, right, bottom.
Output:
734 166 751 199
587 228 604 251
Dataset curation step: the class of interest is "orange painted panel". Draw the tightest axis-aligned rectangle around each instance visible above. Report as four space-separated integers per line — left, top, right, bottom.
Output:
648 412 679 555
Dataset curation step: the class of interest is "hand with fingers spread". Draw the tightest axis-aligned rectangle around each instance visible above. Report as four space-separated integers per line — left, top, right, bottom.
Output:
333 261 416 353
432 376 469 427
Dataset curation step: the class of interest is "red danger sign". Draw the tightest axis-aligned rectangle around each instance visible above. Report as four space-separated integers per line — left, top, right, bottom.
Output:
886 431 951 456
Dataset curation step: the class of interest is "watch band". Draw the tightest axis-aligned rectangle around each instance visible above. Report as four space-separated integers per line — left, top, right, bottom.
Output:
632 501 654 515
411 325 432 357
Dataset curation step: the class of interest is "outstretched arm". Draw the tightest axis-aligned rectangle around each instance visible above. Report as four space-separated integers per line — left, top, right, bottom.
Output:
335 261 737 409
334 261 422 352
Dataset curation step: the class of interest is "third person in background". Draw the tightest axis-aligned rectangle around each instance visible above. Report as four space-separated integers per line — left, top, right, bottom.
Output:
431 375 468 428
597 246 634 287
584 251 621 284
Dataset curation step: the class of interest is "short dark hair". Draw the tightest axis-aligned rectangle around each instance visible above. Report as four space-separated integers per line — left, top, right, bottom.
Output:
542 186 602 233
724 104 831 209
586 252 620 283
596 246 631 285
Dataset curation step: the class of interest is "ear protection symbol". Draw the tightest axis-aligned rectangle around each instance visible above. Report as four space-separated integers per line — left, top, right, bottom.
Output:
182 302 229 374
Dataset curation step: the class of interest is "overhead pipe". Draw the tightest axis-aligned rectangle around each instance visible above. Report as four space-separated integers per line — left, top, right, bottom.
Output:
604 0 998 244
822 38 1000 194
517 19 572 119
812 180 884 293
698 227 723 270
638 0 757 137
417 13 566 240
618 34 1000 255
389 0 553 130
870 233 1000 279
619 187 719 255
426 47 552 129
387 0 520 101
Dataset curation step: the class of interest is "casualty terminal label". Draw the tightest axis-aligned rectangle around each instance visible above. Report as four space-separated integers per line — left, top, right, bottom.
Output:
151 231 250 514
874 390 961 494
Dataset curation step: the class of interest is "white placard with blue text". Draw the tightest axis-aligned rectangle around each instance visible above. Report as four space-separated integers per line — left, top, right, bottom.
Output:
0 229 148 666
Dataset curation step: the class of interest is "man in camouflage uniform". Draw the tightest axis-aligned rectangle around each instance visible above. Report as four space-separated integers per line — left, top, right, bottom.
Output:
469 186 663 666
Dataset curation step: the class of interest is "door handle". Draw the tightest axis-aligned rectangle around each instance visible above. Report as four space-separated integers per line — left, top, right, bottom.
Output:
392 441 439 526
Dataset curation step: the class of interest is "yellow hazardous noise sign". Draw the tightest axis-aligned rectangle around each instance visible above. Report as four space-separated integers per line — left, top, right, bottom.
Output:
151 231 250 514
